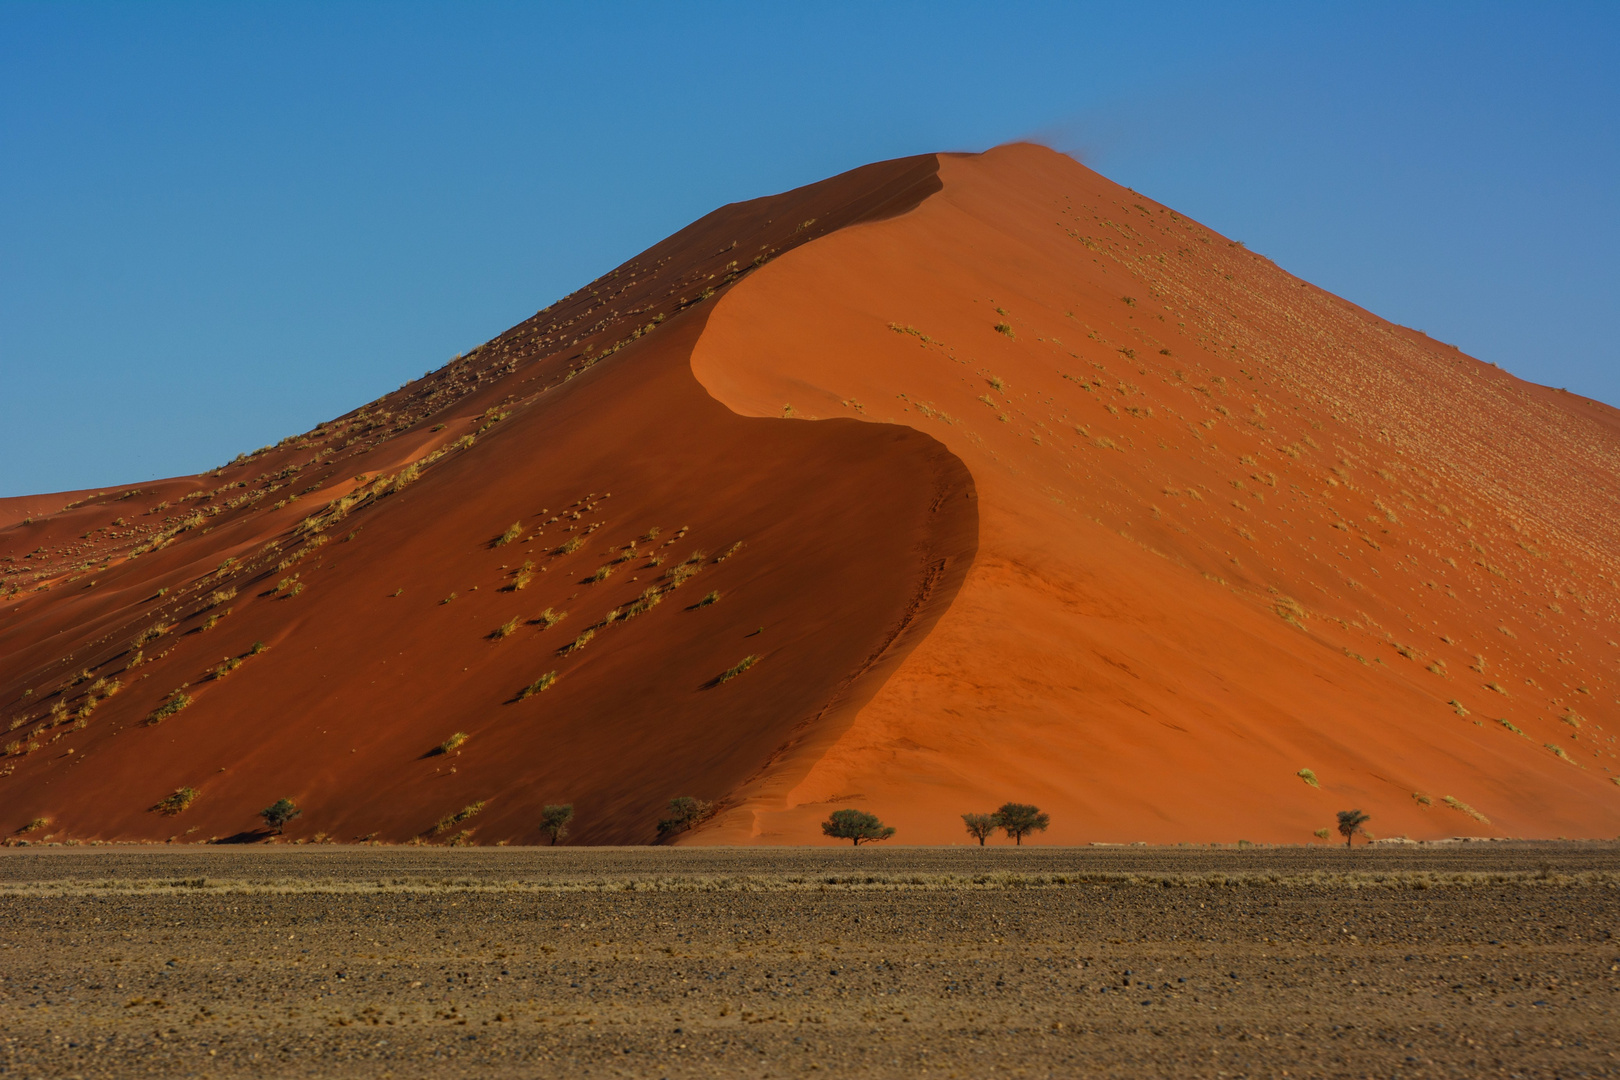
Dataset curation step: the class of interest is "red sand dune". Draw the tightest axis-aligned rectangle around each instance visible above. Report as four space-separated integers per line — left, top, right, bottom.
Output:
3 145 1618 846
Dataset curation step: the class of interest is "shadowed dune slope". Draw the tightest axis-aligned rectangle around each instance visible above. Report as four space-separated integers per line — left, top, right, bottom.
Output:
5 144 1619 847
0 156 975 845
691 143 1620 845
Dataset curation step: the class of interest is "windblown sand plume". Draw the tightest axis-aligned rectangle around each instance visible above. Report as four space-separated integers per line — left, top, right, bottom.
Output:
3 145 1617 844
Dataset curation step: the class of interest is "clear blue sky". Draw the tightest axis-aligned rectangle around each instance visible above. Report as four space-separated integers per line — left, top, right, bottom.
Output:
3 2 1616 496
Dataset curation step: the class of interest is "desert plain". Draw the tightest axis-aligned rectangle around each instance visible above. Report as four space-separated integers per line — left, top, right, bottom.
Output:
3 842 1618 1078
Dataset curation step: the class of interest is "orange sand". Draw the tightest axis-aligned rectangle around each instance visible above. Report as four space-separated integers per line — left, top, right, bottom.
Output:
3 146 1617 845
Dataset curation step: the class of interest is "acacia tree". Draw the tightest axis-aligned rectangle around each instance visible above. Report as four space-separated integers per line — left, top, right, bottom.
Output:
995 802 1050 846
821 809 896 846
541 804 575 845
961 812 998 846
260 798 301 835
657 796 714 840
1336 809 1371 848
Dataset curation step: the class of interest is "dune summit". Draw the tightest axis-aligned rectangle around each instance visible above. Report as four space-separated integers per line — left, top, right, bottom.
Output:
3 144 1618 846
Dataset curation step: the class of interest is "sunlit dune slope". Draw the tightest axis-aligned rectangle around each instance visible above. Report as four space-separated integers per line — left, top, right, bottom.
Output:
691 143 1620 844
4 144 1618 846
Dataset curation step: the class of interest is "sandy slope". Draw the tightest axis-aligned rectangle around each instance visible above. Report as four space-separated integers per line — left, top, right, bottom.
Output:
691 144 1620 844
3 144 1618 846
0 157 968 845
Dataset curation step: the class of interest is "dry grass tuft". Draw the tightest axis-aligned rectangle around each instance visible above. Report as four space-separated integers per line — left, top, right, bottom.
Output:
1442 795 1490 823
145 692 192 726
433 732 468 755
151 787 199 816
559 629 595 655
433 802 486 834
518 672 558 700
715 654 760 685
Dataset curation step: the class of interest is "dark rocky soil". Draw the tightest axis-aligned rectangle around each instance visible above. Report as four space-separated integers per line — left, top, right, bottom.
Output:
2 843 1617 1077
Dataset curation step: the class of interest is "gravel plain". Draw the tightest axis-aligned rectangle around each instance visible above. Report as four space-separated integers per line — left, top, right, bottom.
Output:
1 843 1617 1078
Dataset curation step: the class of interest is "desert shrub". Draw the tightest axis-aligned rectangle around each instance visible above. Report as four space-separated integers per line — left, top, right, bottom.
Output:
507 562 534 591
994 323 1015 339
1313 828 1331 840
535 608 567 628
715 655 759 685
152 787 199 816
541 803 575 845
145 692 192 726
624 589 662 618
559 629 594 655
822 809 895 846
657 796 714 839
1336 808 1370 847
491 616 519 640
692 590 720 609
18 817 48 834
961 812 997 846
1297 768 1319 787
433 732 468 755
995 802 1050 845
434 801 485 834
493 523 522 547
1442 796 1490 823
207 657 241 680
518 672 557 700
590 565 614 583
555 537 584 556
261 798 301 834
133 623 170 647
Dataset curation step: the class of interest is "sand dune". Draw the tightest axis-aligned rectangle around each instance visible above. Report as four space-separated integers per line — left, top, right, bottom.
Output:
3 145 1617 845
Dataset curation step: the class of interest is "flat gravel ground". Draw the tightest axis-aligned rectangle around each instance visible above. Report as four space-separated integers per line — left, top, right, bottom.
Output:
1 843 1617 1078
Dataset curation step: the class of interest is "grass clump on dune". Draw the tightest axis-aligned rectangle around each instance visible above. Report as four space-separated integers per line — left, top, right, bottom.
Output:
151 787 199 816
714 654 760 685
518 672 558 700
434 801 486 834
534 608 567 629
493 523 522 547
491 616 519 640
559 629 594 655
432 732 468 755
1442 795 1489 823
145 691 192 726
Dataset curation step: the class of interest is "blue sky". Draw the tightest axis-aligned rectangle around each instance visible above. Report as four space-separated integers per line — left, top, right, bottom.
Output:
3 2 1616 496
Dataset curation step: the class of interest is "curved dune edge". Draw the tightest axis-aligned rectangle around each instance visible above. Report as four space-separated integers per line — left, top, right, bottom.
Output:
692 143 1620 845
0 153 976 845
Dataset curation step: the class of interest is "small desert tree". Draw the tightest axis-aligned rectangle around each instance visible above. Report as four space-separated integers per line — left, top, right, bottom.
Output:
995 802 1050 846
821 809 895 846
541 803 574 845
962 812 998 846
657 796 714 840
1336 809 1371 848
260 798 301 835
